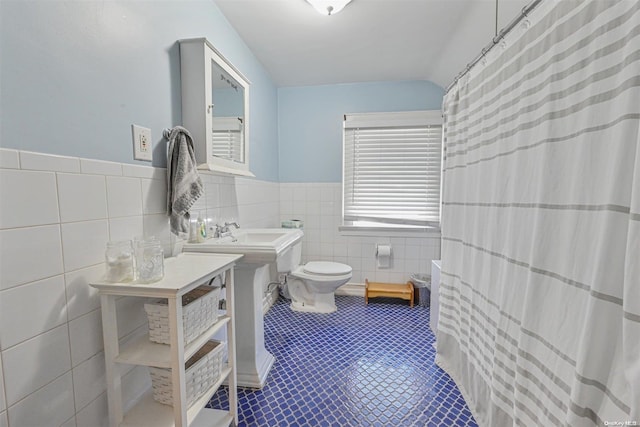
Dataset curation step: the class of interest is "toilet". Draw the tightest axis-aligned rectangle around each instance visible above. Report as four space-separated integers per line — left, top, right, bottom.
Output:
277 242 352 313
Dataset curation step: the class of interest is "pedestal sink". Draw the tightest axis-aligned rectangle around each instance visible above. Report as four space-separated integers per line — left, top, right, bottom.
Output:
182 228 303 388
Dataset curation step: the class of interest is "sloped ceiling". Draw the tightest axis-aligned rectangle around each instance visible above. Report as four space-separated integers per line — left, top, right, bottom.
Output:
214 0 531 89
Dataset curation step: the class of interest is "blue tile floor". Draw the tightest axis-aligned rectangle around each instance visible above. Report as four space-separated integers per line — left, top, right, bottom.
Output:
208 295 478 426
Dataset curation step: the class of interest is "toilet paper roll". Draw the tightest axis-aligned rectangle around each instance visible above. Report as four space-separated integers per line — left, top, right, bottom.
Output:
376 244 391 268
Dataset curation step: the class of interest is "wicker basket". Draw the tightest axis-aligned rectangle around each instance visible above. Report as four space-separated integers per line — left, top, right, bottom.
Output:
149 340 225 407
144 285 219 346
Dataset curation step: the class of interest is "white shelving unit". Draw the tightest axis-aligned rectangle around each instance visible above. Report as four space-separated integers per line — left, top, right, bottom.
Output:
91 253 243 427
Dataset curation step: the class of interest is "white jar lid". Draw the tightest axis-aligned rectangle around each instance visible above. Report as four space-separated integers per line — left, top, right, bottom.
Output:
303 261 352 275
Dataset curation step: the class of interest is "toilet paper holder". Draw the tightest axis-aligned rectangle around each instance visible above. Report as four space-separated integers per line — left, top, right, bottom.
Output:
376 244 392 268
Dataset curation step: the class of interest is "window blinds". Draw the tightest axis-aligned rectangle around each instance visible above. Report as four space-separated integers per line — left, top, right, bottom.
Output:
343 111 442 227
211 116 244 163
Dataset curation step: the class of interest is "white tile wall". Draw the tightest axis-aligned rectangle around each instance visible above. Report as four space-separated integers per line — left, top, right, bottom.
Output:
106 176 143 218
80 159 122 176
0 148 20 169
57 173 107 222
72 352 107 411
65 264 104 321
68 309 103 367
280 183 441 285
0 225 64 290
0 275 67 350
20 151 81 173
3 325 71 405
7 372 75 427
75 392 108 427
0 169 59 229
0 352 5 412
61 220 110 272
0 150 280 426
0 151 441 425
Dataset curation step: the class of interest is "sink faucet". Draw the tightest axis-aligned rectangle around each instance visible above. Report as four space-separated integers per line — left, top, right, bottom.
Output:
214 222 240 238
225 221 240 230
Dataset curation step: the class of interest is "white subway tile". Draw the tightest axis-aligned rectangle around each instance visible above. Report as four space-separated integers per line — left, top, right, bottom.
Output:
0 353 5 412
72 352 106 411
141 179 167 214
404 244 420 260
205 182 220 207
0 225 63 290
0 148 20 169
122 164 165 180
0 170 59 229
7 372 74 427
65 264 104 321
279 185 293 201
106 177 142 218
80 159 122 176
19 151 80 173
61 220 109 272
61 416 77 427
69 310 103 366
57 173 107 223
404 259 419 274
108 216 143 243
292 186 306 202
75 392 108 427
0 275 67 350
3 325 71 405
346 257 361 272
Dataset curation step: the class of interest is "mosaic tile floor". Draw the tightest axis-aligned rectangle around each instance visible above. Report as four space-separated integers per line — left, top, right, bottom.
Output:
208 296 478 426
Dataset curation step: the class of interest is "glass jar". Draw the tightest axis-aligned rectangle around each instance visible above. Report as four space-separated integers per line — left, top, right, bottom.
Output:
104 240 134 283
134 238 164 284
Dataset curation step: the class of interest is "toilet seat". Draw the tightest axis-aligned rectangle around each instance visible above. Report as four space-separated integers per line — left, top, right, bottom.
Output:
303 261 352 276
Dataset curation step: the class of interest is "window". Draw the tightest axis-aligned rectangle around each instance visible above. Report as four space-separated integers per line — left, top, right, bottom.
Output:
342 110 442 230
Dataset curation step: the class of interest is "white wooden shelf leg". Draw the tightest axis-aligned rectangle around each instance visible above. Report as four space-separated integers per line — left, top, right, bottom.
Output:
101 295 123 427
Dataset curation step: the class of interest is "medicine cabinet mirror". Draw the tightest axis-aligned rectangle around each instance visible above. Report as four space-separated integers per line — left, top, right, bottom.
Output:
179 38 253 176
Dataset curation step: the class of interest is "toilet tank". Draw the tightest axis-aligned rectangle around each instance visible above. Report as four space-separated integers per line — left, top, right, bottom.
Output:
276 241 302 273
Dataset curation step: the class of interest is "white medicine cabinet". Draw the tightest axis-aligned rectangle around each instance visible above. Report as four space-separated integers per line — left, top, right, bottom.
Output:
179 38 253 177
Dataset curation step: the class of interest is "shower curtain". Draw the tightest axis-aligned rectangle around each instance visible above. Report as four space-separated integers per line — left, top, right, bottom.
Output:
438 1 639 426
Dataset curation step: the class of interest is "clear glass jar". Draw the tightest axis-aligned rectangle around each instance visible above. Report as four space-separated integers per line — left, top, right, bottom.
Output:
134 237 164 283
105 240 134 283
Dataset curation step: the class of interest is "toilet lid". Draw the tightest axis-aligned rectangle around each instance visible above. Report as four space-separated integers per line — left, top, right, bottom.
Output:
303 261 352 275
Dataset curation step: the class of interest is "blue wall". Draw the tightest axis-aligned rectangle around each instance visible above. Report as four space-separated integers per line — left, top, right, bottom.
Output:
277 81 444 183
0 1 280 181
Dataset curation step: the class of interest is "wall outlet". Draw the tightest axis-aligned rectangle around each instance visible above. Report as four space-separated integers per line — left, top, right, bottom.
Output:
132 124 152 161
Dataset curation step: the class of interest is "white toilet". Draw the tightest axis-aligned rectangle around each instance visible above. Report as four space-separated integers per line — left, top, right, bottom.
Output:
277 242 352 313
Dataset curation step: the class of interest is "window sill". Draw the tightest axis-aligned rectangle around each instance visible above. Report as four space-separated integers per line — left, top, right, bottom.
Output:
339 225 441 238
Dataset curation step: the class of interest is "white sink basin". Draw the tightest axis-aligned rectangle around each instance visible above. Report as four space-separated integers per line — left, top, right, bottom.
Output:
182 227 304 388
183 228 303 265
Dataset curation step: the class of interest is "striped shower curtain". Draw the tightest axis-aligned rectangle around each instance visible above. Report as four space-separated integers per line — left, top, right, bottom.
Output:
438 1 639 426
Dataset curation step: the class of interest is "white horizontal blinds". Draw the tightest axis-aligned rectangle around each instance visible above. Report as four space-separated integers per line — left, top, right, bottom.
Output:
211 117 244 163
343 111 442 227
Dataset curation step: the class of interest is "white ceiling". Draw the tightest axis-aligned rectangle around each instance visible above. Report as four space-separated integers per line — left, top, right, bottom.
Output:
214 0 531 89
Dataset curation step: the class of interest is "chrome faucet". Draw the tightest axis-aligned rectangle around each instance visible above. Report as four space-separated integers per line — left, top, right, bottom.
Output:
225 221 240 230
214 222 240 238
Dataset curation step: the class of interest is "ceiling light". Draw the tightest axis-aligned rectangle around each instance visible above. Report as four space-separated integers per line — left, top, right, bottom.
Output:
306 0 352 16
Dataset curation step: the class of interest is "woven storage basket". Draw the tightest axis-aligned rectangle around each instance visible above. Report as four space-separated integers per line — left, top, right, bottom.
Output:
150 340 225 407
144 285 219 346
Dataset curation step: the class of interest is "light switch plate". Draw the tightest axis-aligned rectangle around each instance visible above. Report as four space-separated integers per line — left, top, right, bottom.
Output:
132 124 152 161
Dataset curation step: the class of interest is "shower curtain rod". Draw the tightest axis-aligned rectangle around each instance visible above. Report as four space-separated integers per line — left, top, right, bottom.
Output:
445 0 543 95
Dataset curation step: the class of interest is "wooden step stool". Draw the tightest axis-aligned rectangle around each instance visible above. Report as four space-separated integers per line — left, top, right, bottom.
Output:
365 279 414 308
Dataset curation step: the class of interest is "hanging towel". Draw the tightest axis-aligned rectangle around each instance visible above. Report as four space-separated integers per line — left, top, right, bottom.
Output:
164 126 204 237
